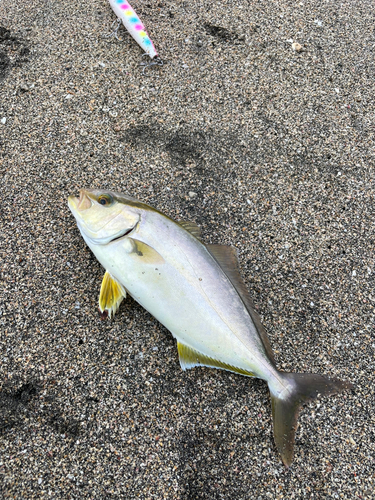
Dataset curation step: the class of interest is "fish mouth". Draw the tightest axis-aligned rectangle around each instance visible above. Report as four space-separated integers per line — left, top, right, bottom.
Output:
68 189 92 212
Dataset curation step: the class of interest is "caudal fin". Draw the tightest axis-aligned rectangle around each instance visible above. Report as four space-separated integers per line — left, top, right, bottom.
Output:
270 373 353 467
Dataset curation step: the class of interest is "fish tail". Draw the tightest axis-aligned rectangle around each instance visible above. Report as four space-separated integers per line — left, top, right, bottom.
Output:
269 372 353 467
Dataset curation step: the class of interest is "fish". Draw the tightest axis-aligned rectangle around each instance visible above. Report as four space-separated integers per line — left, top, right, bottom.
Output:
68 188 353 466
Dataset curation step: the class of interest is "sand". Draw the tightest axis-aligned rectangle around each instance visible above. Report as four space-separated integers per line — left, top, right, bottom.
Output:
0 0 374 498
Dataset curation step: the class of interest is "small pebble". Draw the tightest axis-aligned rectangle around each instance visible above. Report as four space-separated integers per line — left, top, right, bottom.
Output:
292 42 302 52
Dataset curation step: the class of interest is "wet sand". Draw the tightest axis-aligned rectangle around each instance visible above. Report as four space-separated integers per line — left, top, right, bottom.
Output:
0 0 374 498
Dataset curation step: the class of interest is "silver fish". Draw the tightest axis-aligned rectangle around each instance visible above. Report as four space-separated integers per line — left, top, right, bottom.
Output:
68 189 352 466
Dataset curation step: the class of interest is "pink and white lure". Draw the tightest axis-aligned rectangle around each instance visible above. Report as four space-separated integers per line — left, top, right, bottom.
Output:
107 0 159 59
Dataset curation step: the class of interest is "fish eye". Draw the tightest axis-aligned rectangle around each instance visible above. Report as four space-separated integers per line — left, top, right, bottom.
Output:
98 194 113 206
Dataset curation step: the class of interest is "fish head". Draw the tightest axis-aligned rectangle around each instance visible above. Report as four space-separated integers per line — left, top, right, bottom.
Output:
68 189 142 245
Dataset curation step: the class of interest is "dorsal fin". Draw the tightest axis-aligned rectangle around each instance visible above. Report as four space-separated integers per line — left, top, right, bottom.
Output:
206 244 276 365
177 341 255 377
178 220 202 240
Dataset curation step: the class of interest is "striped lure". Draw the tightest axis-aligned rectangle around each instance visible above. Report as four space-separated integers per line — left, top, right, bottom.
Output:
107 0 158 59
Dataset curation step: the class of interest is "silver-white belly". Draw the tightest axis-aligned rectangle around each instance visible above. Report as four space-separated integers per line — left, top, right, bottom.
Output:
86 230 274 381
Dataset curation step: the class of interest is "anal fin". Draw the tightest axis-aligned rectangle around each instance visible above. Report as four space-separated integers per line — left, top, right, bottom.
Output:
177 341 255 377
99 271 126 318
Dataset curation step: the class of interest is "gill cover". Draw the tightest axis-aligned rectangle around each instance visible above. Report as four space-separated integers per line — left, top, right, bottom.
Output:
68 190 140 245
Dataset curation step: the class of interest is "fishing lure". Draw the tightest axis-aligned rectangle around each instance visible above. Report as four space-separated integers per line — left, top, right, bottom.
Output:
107 0 162 68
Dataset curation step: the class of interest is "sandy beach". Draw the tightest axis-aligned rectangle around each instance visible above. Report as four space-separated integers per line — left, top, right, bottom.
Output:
0 0 374 498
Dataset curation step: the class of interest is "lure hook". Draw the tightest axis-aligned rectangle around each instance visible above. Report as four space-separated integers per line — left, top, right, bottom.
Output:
104 18 122 41
140 55 163 76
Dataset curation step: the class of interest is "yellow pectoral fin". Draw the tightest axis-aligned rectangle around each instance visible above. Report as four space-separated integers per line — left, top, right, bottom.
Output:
129 239 165 265
99 271 127 318
177 341 255 377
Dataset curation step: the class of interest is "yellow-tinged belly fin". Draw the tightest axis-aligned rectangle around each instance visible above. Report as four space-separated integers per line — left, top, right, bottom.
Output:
99 271 127 318
177 341 255 377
